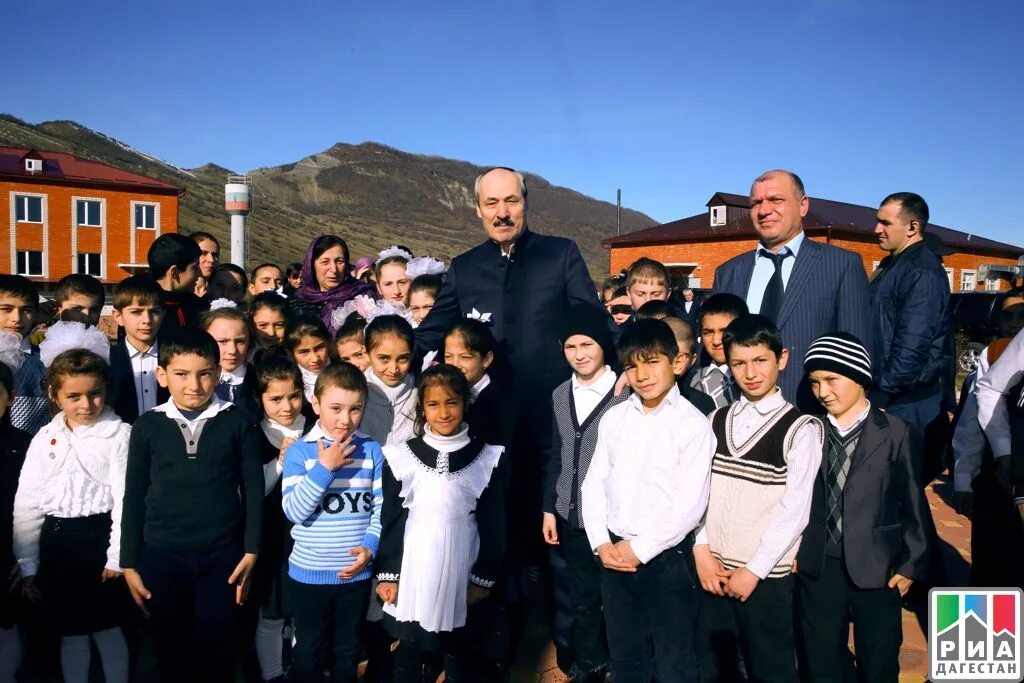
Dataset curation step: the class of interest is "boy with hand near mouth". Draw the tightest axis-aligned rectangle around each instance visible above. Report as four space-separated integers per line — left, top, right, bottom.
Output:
581 319 715 683
797 333 931 682
693 314 823 683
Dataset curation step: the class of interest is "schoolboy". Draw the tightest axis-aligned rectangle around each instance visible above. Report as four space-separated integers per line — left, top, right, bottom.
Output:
110 276 168 423
581 318 715 683
693 314 823 683
0 274 47 435
210 263 248 305
624 257 672 313
120 328 263 683
52 273 105 326
249 263 285 297
281 362 384 683
147 233 204 339
662 316 715 416
691 293 749 409
796 332 932 683
542 305 628 682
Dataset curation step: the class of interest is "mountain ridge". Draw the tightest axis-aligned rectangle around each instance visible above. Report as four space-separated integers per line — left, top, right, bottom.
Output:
0 115 656 278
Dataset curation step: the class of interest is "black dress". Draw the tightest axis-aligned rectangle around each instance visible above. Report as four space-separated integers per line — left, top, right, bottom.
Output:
253 419 312 619
0 421 30 628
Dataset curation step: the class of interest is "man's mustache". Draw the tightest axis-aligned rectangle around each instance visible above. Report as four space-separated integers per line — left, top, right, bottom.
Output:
493 216 515 227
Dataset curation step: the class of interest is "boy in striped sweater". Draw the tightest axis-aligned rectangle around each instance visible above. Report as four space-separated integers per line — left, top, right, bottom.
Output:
282 362 384 683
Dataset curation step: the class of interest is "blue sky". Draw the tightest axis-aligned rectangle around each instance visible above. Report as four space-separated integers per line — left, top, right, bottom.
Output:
4 0 1022 244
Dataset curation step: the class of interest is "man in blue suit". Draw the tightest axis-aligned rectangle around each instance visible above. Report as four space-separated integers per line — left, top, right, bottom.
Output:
712 170 871 412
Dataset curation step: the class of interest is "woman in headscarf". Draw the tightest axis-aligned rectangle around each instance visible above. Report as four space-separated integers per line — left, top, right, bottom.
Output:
290 235 375 333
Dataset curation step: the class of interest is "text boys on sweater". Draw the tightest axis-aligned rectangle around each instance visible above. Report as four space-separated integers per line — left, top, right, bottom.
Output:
693 314 823 683
581 318 716 683
281 362 384 683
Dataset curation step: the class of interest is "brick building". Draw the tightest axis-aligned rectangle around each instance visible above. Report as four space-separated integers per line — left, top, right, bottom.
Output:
1 147 183 293
603 192 1023 292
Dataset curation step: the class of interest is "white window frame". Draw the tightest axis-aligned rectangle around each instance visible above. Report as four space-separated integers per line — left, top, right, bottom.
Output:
133 202 157 230
16 250 43 277
986 277 1001 292
872 260 880 272
960 269 977 292
76 253 102 277
14 194 43 223
75 198 104 227
9 191 48 279
129 201 161 265
944 267 954 290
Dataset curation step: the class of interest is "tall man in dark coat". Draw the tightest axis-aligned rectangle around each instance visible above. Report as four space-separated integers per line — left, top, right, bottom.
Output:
415 166 604 671
712 170 872 412
869 192 952 431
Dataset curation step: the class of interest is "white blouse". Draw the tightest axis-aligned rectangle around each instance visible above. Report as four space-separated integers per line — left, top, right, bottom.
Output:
13 408 131 576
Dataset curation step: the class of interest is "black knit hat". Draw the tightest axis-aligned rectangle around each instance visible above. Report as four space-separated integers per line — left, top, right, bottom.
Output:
558 304 615 361
803 332 873 388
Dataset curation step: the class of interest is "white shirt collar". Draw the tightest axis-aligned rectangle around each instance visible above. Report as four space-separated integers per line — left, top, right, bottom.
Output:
826 401 872 437
627 383 681 415
470 373 492 403
423 424 471 452
571 366 615 395
154 396 232 422
261 415 307 448
126 338 158 358
299 364 320 401
220 364 247 386
735 386 786 415
757 230 805 258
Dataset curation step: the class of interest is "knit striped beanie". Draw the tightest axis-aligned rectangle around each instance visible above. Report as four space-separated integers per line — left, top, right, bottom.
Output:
803 332 872 388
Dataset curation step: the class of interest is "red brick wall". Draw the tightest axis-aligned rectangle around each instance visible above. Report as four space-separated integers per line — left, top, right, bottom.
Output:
2 180 179 285
609 233 1020 292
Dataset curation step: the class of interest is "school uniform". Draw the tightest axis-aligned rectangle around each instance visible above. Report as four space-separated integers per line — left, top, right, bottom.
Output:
466 374 515 451
361 368 417 447
156 289 206 341
0 420 30 629
376 426 508 682
581 385 716 683
677 377 716 416
13 409 132 636
796 405 932 683
695 389 823 683
11 339 47 436
543 367 626 676
109 339 168 424
121 398 264 683
689 362 739 410
215 363 259 423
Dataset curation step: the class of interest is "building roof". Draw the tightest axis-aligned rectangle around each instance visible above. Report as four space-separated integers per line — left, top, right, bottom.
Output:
0 147 183 194
603 191 1023 256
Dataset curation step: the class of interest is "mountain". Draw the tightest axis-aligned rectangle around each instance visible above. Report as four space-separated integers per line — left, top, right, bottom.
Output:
0 114 657 279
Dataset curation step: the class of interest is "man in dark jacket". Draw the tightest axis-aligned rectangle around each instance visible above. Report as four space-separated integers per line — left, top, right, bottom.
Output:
415 166 606 673
869 192 952 431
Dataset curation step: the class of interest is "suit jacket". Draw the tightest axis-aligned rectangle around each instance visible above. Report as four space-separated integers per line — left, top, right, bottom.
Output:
416 228 603 444
712 238 871 412
796 407 933 589
109 342 169 424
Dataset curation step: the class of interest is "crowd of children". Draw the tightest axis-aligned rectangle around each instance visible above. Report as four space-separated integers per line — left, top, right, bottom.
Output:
0 228 969 683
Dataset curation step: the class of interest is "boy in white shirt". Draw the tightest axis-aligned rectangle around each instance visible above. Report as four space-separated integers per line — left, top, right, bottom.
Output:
581 318 715 683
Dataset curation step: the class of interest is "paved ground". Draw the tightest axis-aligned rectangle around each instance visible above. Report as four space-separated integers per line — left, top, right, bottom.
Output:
507 474 973 683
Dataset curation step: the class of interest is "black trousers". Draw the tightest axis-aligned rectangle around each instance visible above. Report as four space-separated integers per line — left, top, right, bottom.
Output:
697 574 797 683
558 518 608 672
797 556 903 683
136 540 241 683
601 536 699 683
286 577 370 683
